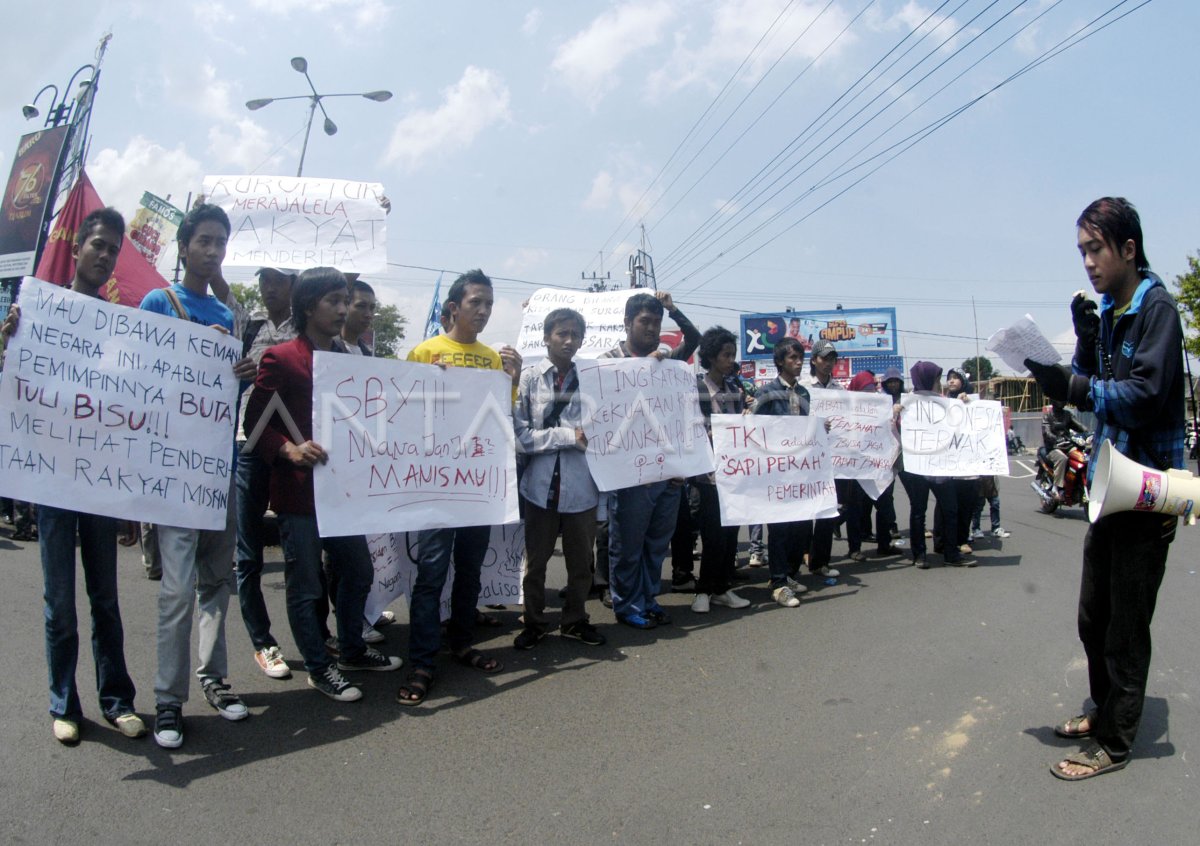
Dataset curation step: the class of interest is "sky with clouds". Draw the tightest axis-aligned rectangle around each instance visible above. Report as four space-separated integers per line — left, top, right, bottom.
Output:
2 0 1196 370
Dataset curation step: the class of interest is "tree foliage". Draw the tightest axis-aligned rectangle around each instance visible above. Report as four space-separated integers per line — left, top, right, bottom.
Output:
1175 251 1200 358
229 282 262 314
961 355 995 382
371 304 407 358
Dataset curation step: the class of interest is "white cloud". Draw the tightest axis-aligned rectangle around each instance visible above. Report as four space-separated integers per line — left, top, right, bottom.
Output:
584 171 615 210
163 63 283 172
247 0 390 29
502 247 550 275
551 1 675 106
581 153 660 218
522 8 543 36
208 118 280 172
384 67 511 169
647 0 855 98
88 136 203 220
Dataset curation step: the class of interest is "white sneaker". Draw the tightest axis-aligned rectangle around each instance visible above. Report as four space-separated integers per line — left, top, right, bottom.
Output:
711 589 750 609
362 624 385 644
813 566 840 578
773 586 801 608
992 527 1011 538
691 593 711 613
374 610 396 627
748 553 767 567
970 529 985 541
53 718 80 744
254 646 292 679
785 576 809 595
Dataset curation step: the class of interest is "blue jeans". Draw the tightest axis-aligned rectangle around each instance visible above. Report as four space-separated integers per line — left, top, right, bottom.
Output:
609 481 680 617
972 494 1001 532
409 525 491 671
277 514 371 673
234 447 277 649
39 505 136 721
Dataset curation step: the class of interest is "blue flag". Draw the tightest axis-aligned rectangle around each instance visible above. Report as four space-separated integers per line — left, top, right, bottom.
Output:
423 273 443 340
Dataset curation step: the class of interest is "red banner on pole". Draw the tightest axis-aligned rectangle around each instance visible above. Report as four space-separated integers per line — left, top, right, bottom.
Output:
34 170 167 306
0 125 71 276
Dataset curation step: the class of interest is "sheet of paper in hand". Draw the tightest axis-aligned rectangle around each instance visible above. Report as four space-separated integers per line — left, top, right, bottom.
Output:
710 413 838 525
576 356 714 491
985 314 1062 374
0 277 240 529
312 353 519 535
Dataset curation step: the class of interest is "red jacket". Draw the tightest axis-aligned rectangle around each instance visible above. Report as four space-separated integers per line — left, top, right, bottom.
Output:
243 334 327 515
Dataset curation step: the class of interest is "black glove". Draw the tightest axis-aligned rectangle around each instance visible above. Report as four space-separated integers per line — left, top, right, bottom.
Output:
1025 359 1090 408
1071 293 1099 347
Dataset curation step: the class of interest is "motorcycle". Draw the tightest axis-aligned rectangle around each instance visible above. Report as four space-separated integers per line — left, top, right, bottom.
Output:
1031 433 1092 514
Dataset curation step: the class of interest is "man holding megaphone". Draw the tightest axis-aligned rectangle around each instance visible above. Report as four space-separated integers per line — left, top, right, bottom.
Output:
1026 197 1187 781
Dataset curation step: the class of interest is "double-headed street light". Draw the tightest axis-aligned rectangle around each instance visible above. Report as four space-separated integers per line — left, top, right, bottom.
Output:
246 57 391 176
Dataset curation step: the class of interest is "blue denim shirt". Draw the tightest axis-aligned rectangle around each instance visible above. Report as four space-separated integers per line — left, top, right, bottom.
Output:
514 359 599 514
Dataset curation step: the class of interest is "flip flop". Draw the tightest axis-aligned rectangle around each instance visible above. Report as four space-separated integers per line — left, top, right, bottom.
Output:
454 648 504 674
396 669 435 706
1050 744 1128 781
1053 713 1094 739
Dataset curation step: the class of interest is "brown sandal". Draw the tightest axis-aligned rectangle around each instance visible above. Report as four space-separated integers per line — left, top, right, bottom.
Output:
396 669 435 706
1050 743 1128 781
1053 713 1094 739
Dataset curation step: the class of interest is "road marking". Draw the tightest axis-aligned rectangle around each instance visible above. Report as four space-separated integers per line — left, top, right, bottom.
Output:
1008 459 1035 479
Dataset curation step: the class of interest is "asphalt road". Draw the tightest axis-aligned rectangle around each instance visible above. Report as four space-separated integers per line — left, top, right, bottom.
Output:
1 471 1197 846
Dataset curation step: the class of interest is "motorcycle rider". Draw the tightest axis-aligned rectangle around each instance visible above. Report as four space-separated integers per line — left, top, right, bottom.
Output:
1041 400 1088 497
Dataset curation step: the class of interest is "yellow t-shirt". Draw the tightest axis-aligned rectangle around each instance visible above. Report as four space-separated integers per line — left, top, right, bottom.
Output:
406 334 504 371
406 334 515 401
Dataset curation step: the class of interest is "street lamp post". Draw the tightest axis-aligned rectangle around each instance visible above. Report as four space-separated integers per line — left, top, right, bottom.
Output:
246 57 391 176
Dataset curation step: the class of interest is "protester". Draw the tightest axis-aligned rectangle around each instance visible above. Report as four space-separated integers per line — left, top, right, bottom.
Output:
230 267 298 681
513 308 606 649
754 337 814 607
138 203 257 747
602 292 699 629
799 339 843 579
1026 197 1185 780
843 371 903 560
244 267 402 703
937 368 980 556
397 270 521 705
596 291 700 624
2 208 146 745
898 361 967 568
690 327 751 613
970 476 1011 540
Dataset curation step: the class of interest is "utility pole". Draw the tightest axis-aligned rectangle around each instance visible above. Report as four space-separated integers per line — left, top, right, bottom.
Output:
582 251 610 292
626 223 656 290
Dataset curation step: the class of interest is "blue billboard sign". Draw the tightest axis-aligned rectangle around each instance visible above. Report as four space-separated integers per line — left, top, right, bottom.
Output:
739 307 898 360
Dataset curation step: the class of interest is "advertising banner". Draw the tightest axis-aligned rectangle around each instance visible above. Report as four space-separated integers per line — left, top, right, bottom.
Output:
0 126 70 276
128 191 184 271
740 308 897 360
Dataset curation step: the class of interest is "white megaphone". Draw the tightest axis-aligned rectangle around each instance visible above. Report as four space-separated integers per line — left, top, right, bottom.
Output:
1088 440 1200 525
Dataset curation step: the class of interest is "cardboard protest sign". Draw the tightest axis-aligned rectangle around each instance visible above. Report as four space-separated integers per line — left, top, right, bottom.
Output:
577 357 713 491
202 175 387 273
710 413 838 525
899 394 1008 476
311 353 519 536
808 387 899 497
515 288 640 361
0 278 240 529
364 524 525 624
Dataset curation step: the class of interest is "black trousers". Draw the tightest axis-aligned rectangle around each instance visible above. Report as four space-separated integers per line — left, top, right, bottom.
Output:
695 483 739 595
1078 510 1174 760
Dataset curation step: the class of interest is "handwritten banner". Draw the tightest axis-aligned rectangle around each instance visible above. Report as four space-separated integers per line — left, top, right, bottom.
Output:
202 175 387 272
311 353 519 536
899 395 1009 476
577 357 713 491
515 288 640 361
808 387 899 496
0 277 240 529
711 413 838 525
365 524 525 623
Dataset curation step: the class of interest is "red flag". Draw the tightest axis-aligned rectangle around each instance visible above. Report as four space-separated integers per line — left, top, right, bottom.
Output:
34 170 168 307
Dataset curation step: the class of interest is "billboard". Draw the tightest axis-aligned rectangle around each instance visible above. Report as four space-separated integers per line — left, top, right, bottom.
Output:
0 126 71 276
739 307 897 360
128 191 184 271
